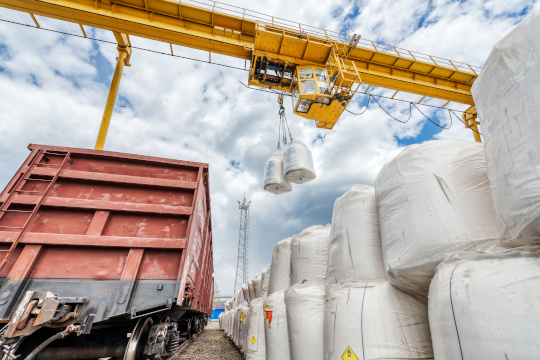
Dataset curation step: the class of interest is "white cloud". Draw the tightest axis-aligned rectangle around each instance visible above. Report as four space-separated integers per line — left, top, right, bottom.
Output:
0 1 535 296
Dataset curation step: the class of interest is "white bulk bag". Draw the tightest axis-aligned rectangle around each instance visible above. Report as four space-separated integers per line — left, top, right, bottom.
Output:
268 237 292 295
471 11 540 246
264 290 290 360
264 150 292 194
325 281 432 360
218 312 223 330
239 306 249 353
290 225 331 286
248 280 256 301
282 139 316 184
246 298 266 360
429 251 540 359
233 307 240 347
285 282 325 360
260 266 271 298
328 185 386 284
242 284 250 303
375 140 499 296
252 274 262 298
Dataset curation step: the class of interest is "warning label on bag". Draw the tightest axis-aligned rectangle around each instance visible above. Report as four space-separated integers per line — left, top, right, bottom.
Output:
341 346 358 360
251 336 256 345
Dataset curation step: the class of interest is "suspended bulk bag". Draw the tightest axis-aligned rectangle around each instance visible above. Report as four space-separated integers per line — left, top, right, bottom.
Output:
325 281 432 360
290 225 331 286
471 11 540 246
246 298 266 360
328 185 386 284
264 150 292 194
282 139 316 184
285 282 325 360
429 251 540 359
264 290 290 360
375 140 499 296
268 237 292 295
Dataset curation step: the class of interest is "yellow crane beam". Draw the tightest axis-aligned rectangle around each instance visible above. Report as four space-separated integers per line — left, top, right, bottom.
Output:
0 0 479 104
0 0 482 140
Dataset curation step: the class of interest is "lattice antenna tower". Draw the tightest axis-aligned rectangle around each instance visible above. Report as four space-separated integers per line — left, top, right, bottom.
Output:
234 193 250 294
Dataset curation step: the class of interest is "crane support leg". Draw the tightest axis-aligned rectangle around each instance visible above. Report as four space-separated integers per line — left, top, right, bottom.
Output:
95 32 131 150
462 105 482 143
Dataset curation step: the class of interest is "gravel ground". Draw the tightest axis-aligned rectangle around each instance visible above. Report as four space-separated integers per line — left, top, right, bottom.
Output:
172 321 243 360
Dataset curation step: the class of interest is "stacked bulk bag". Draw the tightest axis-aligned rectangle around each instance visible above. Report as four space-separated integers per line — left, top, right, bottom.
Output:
260 266 271 298
264 290 290 360
327 185 386 284
246 298 266 360
282 139 316 184
324 185 433 360
252 274 262 298
268 237 292 295
376 140 500 296
289 225 331 285
429 251 540 359
325 281 432 360
264 150 292 194
248 280 256 300
239 306 250 353
242 284 250 303
285 282 326 360
471 11 540 247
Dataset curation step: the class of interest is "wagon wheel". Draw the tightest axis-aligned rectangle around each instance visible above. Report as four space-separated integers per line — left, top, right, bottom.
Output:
124 317 153 360
186 319 192 340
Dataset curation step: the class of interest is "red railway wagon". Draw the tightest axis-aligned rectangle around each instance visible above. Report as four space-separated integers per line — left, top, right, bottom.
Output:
0 144 214 359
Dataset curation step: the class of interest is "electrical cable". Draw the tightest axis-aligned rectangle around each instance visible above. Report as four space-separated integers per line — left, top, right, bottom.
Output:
371 95 412 124
413 103 451 129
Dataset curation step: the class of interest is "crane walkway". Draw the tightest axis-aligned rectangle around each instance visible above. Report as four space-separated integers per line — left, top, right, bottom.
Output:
171 321 243 360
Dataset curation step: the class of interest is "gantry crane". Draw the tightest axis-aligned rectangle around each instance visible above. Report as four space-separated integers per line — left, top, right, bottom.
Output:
0 0 483 145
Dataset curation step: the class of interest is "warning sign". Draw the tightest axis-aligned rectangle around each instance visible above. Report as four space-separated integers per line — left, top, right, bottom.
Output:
265 304 269 311
342 346 358 360
251 336 256 345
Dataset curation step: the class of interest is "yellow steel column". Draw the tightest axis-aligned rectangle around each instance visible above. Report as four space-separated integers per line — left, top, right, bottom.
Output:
462 105 482 143
95 32 131 150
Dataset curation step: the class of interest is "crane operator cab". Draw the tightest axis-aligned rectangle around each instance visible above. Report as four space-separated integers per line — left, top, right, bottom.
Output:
291 62 361 129
249 53 361 129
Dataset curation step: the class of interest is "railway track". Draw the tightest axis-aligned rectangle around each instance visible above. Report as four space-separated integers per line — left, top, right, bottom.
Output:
169 321 243 360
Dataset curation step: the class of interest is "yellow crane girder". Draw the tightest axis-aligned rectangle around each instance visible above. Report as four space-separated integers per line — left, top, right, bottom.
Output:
0 0 482 142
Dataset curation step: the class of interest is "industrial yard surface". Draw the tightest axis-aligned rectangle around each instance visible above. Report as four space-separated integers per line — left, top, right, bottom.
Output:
172 321 243 360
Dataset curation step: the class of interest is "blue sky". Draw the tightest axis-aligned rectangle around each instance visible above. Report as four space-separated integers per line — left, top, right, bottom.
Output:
0 0 538 296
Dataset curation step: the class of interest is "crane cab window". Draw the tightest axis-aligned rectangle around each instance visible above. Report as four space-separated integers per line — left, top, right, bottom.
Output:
294 66 333 113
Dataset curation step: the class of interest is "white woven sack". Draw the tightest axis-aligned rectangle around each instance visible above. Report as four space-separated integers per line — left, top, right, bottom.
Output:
375 140 500 296
328 185 386 284
264 150 292 194
252 274 262 298
260 266 271 298
429 251 540 359
239 306 249 353
246 298 266 360
290 225 330 286
471 11 540 246
285 282 325 360
268 237 292 295
325 281 432 360
264 290 290 360
282 139 316 184
242 284 250 303
248 280 255 301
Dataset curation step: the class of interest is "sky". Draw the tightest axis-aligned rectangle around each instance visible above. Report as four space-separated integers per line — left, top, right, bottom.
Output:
0 0 538 297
